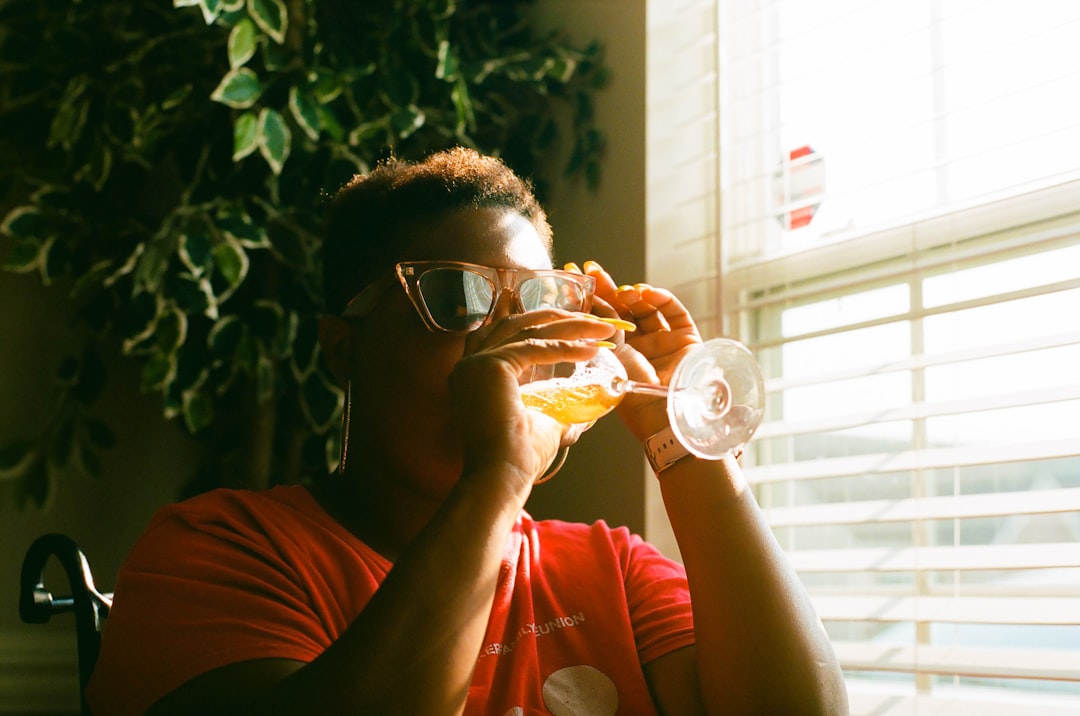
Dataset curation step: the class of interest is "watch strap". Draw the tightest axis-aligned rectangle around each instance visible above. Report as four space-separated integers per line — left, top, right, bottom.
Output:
644 425 691 476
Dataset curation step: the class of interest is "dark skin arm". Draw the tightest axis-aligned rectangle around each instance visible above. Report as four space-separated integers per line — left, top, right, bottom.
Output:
581 261 849 715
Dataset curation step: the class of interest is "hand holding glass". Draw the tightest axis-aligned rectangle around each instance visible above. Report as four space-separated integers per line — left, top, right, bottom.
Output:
521 338 765 458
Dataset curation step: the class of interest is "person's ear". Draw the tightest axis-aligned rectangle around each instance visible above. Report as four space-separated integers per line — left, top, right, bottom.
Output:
318 314 354 384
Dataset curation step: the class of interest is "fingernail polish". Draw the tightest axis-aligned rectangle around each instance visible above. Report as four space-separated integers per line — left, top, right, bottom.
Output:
584 315 637 331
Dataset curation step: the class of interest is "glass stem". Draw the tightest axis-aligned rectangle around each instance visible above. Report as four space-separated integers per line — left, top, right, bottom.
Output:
613 377 670 399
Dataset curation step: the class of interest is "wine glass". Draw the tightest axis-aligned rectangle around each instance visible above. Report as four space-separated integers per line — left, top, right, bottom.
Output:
520 338 765 458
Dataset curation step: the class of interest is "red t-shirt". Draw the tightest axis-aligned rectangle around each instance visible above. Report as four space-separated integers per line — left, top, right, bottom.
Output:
87 485 695 715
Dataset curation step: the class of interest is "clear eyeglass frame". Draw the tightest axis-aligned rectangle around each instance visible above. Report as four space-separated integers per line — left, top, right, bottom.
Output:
341 260 596 335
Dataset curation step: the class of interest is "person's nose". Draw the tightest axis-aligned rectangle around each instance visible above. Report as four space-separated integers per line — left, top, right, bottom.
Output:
489 285 522 322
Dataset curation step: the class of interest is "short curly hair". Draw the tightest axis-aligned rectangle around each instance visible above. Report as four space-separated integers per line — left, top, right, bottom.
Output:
321 147 553 314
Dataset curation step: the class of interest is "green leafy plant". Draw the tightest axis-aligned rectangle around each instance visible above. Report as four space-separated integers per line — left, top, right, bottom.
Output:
0 0 606 508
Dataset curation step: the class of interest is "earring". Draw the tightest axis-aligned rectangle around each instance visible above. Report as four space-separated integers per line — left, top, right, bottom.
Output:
338 379 352 475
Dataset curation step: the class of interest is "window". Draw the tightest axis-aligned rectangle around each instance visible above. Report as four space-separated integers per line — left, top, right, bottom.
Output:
718 0 1080 712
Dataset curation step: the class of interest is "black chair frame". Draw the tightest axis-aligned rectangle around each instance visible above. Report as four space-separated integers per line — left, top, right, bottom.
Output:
19 533 113 716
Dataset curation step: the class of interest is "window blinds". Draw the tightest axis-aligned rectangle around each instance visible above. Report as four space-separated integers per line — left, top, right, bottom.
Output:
716 1 1080 712
731 183 1080 714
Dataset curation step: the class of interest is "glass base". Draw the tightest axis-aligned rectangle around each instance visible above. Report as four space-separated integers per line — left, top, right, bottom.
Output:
667 339 765 459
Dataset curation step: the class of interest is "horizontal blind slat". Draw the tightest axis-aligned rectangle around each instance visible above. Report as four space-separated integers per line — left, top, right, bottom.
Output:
846 689 1080 716
765 329 1080 392
749 279 1080 352
746 437 1080 483
790 541 1080 572
813 595 1080 625
763 487 1080 527
755 384 1080 440
833 641 1080 681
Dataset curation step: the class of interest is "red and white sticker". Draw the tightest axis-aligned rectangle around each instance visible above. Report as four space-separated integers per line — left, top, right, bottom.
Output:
774 145 826 230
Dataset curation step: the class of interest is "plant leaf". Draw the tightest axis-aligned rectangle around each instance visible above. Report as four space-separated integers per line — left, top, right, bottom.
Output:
182 390 214 433
78 443 101 478
250 299 284 351
155 304 189 353
16 458 51 511
180 230 214 276
228 17 258 68
289 315 319 380
257 107 291 175
451 78 475 134
49 420 75 469
104 243 145 287
247 0 287 45
236 327 258 374
84 418 117 450
300 369 343 434
2 206 46 238
162 84 193 110
390 105 425 140
261 37 290 70
212 238 249 302
0 439 36 478
310 69 343 104
436 40 459 81
38 235 64 285
288 86 319 142
216 210 268 249
174 0 222 24
319 106 345 143
233 111 259 161
210 68 262 109
134 233 176 293
71 348 107 405
200 0 223 24
142 351 176 393
48 77 90 150
75 142 113 191
2 238 42 273
167 272 216 318
266 223 307 269
208 314 243 358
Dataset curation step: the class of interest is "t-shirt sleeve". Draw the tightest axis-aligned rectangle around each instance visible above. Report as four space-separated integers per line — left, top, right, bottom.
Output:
86 501 331 716
619 529 696 664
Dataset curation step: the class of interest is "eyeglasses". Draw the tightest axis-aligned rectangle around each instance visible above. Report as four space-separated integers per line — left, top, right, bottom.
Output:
342 260 596 334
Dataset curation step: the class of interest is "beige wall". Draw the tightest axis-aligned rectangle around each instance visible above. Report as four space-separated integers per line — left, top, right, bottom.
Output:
0 272 199 713
524 0 650 533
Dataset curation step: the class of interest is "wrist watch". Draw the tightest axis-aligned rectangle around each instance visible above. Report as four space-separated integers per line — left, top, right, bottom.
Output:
643 425 691 476
644 425 745 476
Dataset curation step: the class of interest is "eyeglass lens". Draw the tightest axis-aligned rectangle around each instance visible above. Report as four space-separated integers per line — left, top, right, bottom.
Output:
416 267 588 332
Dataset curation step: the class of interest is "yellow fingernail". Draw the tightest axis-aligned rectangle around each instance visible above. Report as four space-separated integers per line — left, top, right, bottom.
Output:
616 285 635 293
594 340 617 349
582 260 602 272
634 283 651 292
563 262 581 273
588 315 637 332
